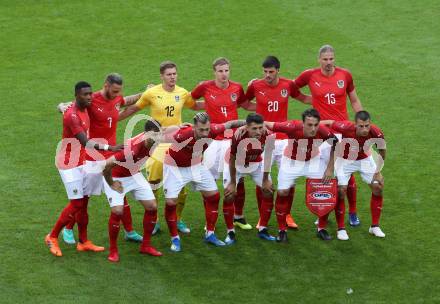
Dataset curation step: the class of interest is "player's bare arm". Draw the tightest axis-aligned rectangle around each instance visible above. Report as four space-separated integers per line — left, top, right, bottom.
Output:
239 99 257 111
118 104 141 121
294 93 312 105
322 135 338 183
122 93 142 107
224 119 246 129
348 89 363 113
75 131 123 152
263 121 275 130
224 154 237 198
320 120 334 126
102 157 123 193
191 100 205 110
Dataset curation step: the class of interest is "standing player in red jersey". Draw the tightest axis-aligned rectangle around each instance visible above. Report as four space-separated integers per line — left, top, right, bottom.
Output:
223 114 277 244
57 74 143 245
294 45 364 226
265 109 338 242
245 56 311 229
162 113 245 252
102 120 164 262
45 81 123 257
321 111 386 240
191 57 255 231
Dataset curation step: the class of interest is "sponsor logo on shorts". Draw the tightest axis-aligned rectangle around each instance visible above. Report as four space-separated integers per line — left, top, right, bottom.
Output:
73 189 78 194
311 191 334 200
281 89 288 98
230 93 237 102
337 80 344 88
109 197 112 203
164 189 168 194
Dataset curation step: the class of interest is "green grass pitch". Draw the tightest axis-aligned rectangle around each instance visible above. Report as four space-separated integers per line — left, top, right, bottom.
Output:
1 0 439 303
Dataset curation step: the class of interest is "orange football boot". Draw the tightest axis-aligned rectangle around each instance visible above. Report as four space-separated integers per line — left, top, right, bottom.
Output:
45 234 62 257
77 240 105 252
286 214 298 229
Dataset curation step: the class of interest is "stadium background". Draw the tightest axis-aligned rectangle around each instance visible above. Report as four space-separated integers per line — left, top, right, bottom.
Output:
1 0 438 303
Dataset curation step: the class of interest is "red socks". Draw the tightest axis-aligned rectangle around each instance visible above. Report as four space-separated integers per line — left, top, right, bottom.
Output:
275 194 289 231
121 197 134 232
318 214 329 230
204 192 220 232
50 198 84 238
255 186 263 214
234 182 245 216
259 195 274 228
165 204 178 237
371 194 383 226
335 195 346 229
108 212 122 252
75 196 89 243
347 175 357 214
142 209 157 247
287 188 295 214
223 198 235 230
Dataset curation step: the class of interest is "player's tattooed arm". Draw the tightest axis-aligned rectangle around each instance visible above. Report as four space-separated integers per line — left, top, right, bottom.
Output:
348 89 363 113
118 104 141 121
123 93 142 107
75 132 123 152
224 119 246 129
102 157 123 193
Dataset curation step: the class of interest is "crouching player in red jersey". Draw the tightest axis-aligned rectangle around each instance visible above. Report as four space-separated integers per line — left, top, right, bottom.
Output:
45 81 123 257
322 111 386 240
265 109 338 242
223 113 276 244
162 113 245 251
102 119 164 262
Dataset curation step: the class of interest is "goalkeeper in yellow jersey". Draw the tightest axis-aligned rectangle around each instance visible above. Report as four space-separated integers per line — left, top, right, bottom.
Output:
119 61 204 234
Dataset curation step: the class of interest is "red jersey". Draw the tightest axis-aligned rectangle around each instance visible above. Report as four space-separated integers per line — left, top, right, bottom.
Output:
166 124 226 167
245 77 300 139
112 133 153 177
87 91 125 159
56 104 90 169
294 67 355 121
230 128 275 166
191 80 244 140
272 121 336 161
330 121 385 160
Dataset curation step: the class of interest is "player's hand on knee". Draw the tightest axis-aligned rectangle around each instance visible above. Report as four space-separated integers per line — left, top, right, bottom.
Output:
111 181 124 193
262 179 273 195
224 183 236 198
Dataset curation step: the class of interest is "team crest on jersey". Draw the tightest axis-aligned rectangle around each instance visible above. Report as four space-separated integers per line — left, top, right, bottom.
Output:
230 93 237 102
281 89 288 98
175 95 180 102
337 80 344 88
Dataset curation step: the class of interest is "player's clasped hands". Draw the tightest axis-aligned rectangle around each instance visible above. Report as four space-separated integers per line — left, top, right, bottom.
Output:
262 178 273 194
224 183 236 198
